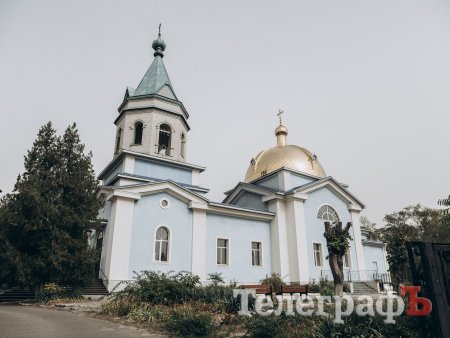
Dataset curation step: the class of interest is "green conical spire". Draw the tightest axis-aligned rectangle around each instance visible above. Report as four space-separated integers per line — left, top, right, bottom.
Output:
130 27 177 100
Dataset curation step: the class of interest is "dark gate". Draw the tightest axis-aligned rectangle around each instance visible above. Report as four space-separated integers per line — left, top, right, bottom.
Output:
406 242 450 338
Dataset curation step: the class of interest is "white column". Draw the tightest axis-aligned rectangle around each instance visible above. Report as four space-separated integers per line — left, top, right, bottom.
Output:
285 193 310 284
105 191 139 291
293 194 310 284
264 196 290 282
348 204 366 274
285 198 299 282
190 204 207 281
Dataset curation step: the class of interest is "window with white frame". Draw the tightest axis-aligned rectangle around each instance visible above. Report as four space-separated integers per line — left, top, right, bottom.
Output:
317 205 340 223
313 243 323 267
155 227 169 262
217 238 228 265
343 248 351 268
251 242 262 266
158 124 172 155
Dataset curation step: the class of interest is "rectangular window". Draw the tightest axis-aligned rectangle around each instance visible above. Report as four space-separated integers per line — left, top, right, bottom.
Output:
217 238 228 265
313 243 323 267
343 248 351 268
251 242 262 266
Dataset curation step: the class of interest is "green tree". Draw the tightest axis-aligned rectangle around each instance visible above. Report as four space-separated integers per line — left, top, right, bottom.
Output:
378 204 447 289
360 216 379 240
438 194 450 226
324 221 352 296
0 122 102 288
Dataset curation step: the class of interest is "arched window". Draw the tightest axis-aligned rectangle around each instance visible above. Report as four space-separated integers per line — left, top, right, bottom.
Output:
180 133 186 157
158 124 172 155
317 205 340 223
134 121 143 145
115 128 122 154
155 226 169 262
96 230 103 250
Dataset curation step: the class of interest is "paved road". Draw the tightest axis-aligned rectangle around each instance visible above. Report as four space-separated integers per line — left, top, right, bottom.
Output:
0 305 166 338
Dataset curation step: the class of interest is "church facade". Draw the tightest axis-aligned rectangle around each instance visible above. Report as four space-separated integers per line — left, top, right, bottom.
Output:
95 34 388 292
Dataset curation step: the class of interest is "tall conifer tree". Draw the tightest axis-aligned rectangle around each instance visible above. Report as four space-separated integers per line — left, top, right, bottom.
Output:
0 122 102 288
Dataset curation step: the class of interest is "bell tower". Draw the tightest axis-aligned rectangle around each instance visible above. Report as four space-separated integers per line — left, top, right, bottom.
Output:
113 29 190 163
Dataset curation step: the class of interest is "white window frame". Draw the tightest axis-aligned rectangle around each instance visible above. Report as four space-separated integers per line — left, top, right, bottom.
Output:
313 242 324 267
251 241 263 267
216 237 230 266
160 198 170 209
317 205 340 223
154 225 171 264
132 120 145 145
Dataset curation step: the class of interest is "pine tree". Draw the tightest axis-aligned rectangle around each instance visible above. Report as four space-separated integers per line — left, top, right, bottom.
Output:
0 122 102 288
56 123 102 286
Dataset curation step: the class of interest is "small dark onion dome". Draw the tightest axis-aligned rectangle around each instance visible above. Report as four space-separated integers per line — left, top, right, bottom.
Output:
152 36 166 57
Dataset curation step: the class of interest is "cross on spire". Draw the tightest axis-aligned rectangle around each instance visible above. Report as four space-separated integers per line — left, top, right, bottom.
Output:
158 23 162 38
277 109 284 124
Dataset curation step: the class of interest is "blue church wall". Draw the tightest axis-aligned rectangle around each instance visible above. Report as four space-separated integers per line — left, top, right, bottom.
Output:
128 192 193 278
134 158 192 185
255 175 279 190
303 187 357 281
233 191 268 211
103 162 123 185
289 173 316 190
205 213 271 283
363 245 387 274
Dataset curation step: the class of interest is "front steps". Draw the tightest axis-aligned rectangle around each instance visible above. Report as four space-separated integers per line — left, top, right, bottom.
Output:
0 279 109 303
352 281 378 294
0 289 35 303
81 279 109 296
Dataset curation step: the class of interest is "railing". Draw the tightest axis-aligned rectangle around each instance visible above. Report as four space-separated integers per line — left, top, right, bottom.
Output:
99 268 108 282
374 272 392 284
320 270 391 282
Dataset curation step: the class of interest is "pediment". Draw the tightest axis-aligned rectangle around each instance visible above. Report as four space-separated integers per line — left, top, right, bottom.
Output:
105 181 208 205
294 177 365 209
223 182 276 204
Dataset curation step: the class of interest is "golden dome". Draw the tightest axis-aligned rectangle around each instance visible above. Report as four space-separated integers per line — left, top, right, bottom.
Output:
244 124 326 182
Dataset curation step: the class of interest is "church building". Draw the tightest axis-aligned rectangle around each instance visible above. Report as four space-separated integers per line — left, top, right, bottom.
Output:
95 33 389 292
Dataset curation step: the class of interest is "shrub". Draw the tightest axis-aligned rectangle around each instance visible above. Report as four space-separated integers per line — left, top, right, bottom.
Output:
207 272 224 285
101 298 134 317
244 314 283 338
194 284 240 313
127 303 166 323
36 283 66 302
243 314 314 338
110 271 240 313
165 308 216 337
312 312 434 338
115 271 201 305
261 273 285 293
308 278 334 296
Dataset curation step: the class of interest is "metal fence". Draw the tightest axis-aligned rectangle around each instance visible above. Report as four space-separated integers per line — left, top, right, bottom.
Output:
320 270 391 283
